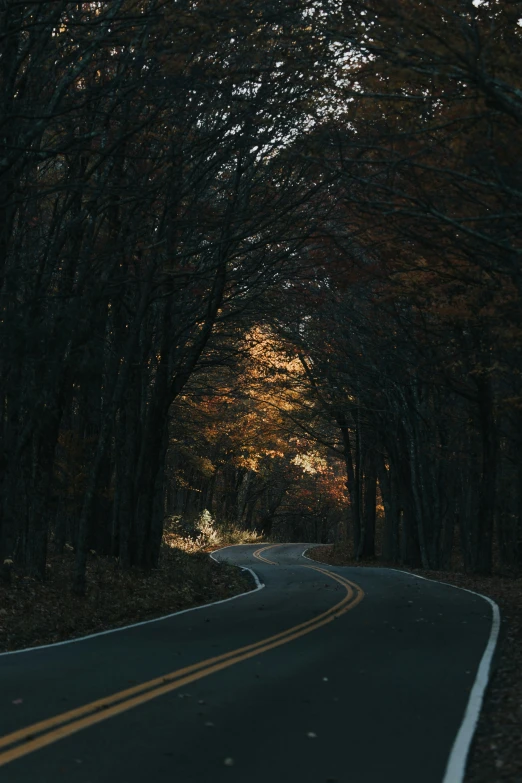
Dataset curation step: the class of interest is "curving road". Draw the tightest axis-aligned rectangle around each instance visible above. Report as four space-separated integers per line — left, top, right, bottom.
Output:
0 543 498 783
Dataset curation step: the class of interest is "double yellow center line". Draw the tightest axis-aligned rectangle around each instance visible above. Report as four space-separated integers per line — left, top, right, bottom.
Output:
253 544 280 564
0 545 363 768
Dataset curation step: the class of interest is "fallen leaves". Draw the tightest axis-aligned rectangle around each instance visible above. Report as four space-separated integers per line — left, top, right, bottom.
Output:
0 546 253 653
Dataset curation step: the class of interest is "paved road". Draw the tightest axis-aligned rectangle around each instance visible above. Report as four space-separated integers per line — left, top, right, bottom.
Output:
0 544 497 783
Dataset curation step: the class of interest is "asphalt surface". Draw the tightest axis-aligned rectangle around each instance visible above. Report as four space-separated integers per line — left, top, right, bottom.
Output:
0 543 495 783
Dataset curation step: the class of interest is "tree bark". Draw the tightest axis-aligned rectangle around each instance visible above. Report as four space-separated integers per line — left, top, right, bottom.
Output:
359 449 377 559
473 376 497 574
376 452 400 562
337 415 361 553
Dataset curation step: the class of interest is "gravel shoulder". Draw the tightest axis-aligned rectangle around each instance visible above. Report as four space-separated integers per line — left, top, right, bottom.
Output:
307 544 522 783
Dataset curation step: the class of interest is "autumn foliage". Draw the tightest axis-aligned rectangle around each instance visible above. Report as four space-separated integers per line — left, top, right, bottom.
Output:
1 0 521 592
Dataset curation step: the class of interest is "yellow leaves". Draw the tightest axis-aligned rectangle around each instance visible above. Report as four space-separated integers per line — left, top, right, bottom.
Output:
236 454 260 471
292 452 327 475
199 458 216 477
264 449 285 460
244 325 304 376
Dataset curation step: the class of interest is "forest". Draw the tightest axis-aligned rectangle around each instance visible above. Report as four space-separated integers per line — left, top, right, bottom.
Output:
1 0 521 596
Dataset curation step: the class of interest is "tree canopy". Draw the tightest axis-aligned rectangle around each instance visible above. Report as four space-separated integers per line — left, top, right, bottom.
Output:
1 0 521 591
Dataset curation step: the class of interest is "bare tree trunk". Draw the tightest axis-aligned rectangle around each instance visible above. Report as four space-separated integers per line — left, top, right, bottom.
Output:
73 277 154 594
359 449 377 559
474 376 497 574
376 452 400 562
338 415 361 553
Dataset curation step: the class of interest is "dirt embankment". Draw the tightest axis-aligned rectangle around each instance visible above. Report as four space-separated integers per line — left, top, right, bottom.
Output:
0 546 253 653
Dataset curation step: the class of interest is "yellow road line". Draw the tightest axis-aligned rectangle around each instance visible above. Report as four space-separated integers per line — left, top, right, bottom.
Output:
0 560 351 752
0 546 363 769
253 544 279 564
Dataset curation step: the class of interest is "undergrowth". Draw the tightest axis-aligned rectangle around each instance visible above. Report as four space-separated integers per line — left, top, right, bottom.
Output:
163 509 263 553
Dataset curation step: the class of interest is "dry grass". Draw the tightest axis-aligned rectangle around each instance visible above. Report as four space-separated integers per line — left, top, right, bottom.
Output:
163 517 262 554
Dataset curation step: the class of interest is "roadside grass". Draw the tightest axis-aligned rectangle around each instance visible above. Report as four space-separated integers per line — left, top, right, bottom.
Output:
163 512 263 554
307 542 522 783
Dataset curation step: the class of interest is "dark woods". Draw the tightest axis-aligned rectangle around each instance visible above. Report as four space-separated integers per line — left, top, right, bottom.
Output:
0 0 520 593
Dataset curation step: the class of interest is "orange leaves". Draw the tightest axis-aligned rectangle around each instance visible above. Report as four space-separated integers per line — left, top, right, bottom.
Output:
169 317 348 529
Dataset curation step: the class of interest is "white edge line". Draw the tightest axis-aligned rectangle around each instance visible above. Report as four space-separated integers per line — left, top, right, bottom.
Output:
209 547 264 590
0 545 264 658
301 547 317 563
302 546 501 783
